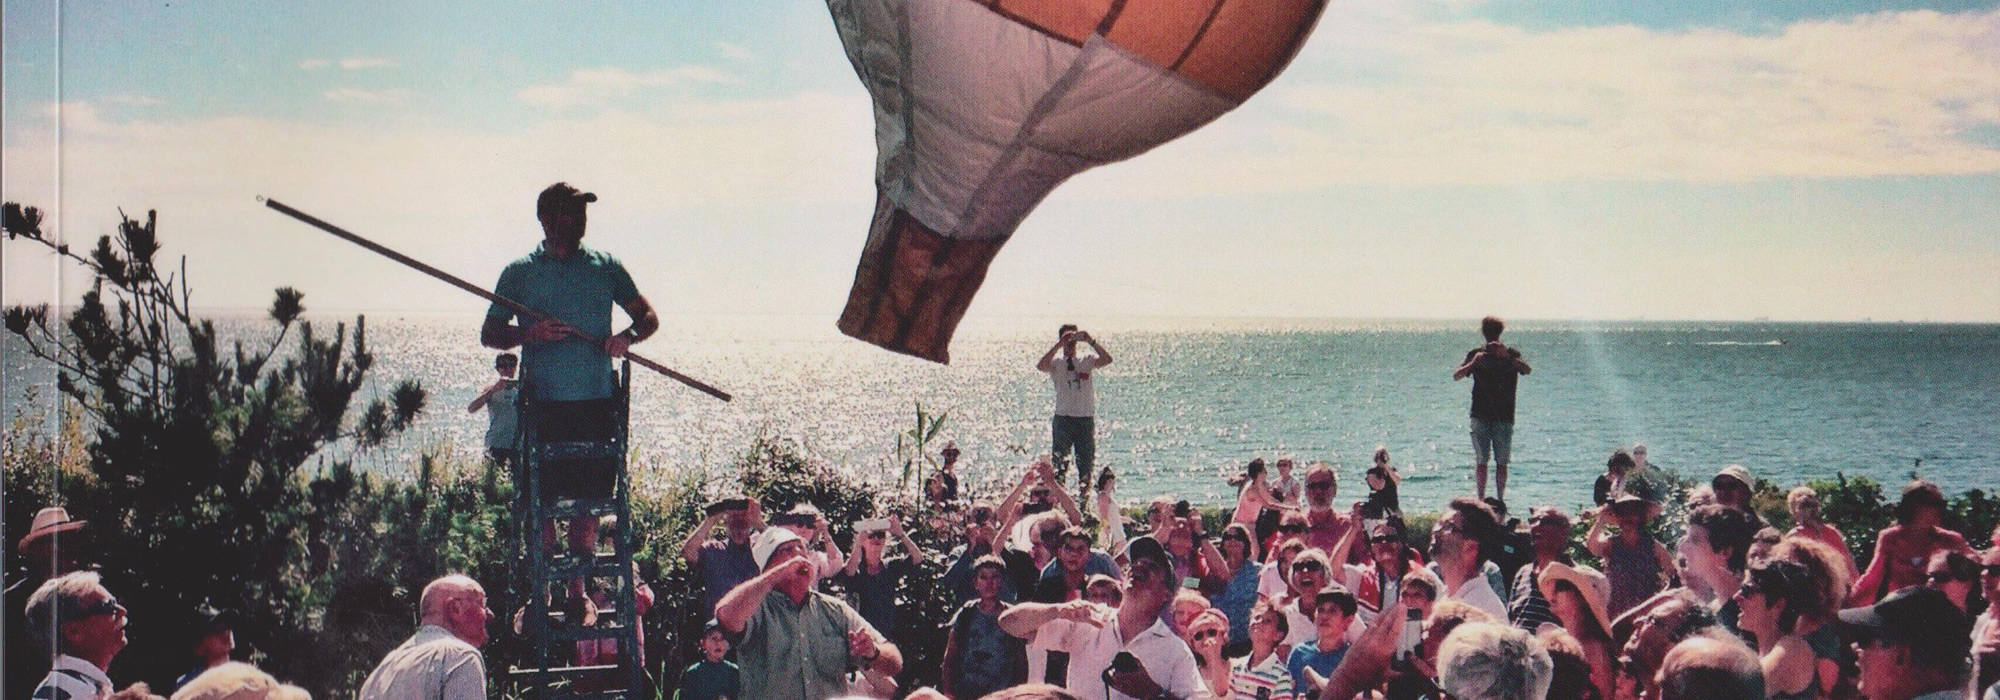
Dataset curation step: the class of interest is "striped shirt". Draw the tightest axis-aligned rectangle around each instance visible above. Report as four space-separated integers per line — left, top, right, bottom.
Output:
33 655 111 700
1230 652 1295 700
1508 563 1561 630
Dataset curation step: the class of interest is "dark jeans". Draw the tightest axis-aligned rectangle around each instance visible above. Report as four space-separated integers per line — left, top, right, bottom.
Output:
1051 414 1095 486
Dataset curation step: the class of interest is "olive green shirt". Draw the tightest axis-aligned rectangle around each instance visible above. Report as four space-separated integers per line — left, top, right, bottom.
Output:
736 589 878 700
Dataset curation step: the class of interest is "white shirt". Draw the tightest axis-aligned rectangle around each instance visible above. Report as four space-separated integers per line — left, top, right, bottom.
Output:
1258 562 1289 600
35 655 112 700
359 624 487 700
1037 607 1214 700
1048 355 1104 417
1443 575 1510 623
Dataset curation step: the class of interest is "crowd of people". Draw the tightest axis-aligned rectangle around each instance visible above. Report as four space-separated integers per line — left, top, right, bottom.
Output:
667 453 1999 700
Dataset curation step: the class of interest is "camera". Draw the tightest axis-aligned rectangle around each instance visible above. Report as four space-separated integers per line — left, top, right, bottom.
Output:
1110 651 1140 674
704 498 750 517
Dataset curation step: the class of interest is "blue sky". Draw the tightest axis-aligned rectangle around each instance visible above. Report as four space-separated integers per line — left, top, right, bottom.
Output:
5 0 1999 326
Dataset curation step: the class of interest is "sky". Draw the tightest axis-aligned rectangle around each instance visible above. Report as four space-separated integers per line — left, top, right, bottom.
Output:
4 0 1999 328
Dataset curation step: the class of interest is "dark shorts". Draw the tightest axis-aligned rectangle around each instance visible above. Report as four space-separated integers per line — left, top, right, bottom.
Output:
520 398 619 502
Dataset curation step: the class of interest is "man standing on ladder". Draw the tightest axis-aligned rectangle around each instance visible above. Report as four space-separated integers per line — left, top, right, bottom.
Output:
480 182 659 556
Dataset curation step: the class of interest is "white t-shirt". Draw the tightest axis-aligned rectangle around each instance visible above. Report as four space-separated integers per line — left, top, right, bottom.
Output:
1036 608 1214 700
1048 355 1104 417
1443 576 1510 624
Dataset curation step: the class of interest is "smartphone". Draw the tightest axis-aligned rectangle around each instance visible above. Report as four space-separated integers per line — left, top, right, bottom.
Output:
855 517 891 533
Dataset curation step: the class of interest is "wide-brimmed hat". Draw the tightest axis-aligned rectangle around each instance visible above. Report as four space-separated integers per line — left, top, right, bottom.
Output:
1711 464 1753 491
17 507 86 554
1538 562 1615 636
1609 494 1663 522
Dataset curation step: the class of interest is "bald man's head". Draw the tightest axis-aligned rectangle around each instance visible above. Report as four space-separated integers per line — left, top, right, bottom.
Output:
419 575 491 647
1658 633 1763 700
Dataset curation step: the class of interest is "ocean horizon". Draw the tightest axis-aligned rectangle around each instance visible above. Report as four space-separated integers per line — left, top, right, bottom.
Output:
6 315 1996 515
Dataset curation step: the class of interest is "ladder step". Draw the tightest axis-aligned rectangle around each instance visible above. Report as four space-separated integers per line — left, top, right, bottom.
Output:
508 663 629 679
539 554 633 580
542 499 626 521
536 441 622 461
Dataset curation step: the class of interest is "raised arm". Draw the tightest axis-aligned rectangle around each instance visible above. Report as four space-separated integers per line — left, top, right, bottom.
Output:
1036 334 1069 372
1077 331 1112 367
467 379 506 413
1044 473 1087 524
1508 348 1531 375
681 512 726 565
891 516 925 564
998 599 1101 639
1583 509 1613 560
1452 350 1483 380
716 558 807 635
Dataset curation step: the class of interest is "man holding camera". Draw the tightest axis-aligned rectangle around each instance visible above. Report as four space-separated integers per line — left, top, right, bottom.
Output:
1037 324 1114 499
1452 316 1531 502
999 535 1211 700
682 495 767 615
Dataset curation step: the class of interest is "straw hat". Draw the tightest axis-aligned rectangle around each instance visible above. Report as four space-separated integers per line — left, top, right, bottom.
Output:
1538 562 1615 637
17 507 86 554
1712 464 1753 491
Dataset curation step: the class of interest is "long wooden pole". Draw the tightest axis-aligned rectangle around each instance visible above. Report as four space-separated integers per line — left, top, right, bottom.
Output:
260 196 732 402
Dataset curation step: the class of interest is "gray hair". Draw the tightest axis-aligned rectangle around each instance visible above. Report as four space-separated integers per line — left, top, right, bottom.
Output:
169 662 312 700
1657 632 1764 700
1438 622 1554 700
23 571 106 655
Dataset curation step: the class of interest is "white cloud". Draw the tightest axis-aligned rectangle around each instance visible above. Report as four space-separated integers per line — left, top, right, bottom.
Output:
338 57 396 70
103 94 165 106
516 66 737 109
322 88 412 104
0 93 876 311
299 58 330 70
1068 7 2000 194
716 41 755 62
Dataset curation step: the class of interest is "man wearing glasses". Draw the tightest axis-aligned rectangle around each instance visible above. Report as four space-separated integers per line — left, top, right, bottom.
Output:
23 572 130 700
1301 464 1354 555
1000 536 1213 700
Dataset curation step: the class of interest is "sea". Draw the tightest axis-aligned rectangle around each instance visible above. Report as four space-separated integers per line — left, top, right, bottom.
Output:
5 316 1996 515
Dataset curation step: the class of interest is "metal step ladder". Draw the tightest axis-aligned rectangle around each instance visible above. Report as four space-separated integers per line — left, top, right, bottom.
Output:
508 362 648 699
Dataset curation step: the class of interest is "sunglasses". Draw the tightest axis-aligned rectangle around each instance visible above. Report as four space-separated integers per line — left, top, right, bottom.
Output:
1193 629 1223 643
66 596 122 619
1291 561 1326 574
1927 570 1975 584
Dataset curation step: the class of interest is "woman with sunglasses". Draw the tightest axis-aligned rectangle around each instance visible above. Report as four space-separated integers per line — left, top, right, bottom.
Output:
837 515 926 642
1336 517 1422 625
1206 524 1264 656
1926 550 1986 616
1732 560 1826 700
1764 536 1857 700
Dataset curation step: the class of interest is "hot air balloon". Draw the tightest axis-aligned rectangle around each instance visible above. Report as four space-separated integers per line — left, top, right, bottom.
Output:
828 0 1328 362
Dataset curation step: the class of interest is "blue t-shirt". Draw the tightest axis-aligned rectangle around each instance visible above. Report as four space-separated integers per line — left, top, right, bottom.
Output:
678 659 739 700
487 244 639 401
947 601 1027 699
1211 560 1262 645
697 539 759 615
835 556 913 636
1287 640 1350 693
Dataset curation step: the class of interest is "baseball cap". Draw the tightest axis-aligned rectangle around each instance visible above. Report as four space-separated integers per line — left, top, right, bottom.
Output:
1121 535 1178 589
1835 586 1970 657
536 182 597 216
752 527 805 570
